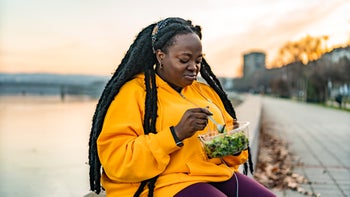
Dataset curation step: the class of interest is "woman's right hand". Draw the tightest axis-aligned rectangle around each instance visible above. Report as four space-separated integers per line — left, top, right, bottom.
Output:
173 108 212 141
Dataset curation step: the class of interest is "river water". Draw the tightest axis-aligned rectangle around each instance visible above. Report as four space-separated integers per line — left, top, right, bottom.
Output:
0 96 97 197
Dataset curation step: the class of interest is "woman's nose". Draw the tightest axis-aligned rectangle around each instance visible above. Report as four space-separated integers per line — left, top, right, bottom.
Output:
188 62 199 71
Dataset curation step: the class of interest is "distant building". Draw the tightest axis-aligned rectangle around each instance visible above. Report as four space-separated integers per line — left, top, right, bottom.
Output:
243 51 266 78
321 46 350 100
322 46 350 63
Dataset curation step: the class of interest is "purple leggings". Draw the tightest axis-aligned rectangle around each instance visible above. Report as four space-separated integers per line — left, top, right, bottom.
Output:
174 172 276 197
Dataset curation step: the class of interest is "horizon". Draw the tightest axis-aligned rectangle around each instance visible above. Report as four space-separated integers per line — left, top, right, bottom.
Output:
1 44 348 78
1 0 349 77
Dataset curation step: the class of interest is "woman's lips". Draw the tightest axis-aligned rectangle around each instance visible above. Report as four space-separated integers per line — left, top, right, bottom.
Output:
184 74 197 81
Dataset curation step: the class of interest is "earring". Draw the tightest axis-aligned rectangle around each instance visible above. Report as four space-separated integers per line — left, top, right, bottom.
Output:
159 62 163 69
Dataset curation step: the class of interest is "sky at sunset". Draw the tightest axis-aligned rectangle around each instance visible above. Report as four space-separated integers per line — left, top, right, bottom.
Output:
1 0 349 77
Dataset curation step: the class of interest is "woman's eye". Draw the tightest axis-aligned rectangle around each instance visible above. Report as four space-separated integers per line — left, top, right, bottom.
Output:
179 59 189 63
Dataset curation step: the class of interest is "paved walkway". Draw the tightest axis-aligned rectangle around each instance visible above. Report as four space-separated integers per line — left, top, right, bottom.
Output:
261 96 350 197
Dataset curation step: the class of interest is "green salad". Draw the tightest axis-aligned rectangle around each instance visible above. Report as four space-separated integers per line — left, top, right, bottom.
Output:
203 132 249 158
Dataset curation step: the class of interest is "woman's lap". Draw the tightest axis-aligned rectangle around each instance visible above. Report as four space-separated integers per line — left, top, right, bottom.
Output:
174 182 226 197
174 172 276 197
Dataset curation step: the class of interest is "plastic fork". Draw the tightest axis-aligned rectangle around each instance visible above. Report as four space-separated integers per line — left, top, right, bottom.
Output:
207 115 226 133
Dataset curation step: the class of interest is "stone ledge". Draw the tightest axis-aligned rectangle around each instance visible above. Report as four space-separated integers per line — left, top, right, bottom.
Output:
231 94 262 176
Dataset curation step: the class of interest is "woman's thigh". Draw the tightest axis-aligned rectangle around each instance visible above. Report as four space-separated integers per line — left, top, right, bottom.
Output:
174 172 276 197
211 172 276 197
174 182 226 197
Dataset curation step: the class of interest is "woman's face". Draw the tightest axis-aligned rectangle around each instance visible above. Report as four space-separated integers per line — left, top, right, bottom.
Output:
156 33 203 91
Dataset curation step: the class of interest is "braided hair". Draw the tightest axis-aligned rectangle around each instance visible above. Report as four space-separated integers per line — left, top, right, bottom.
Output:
88 17 253 196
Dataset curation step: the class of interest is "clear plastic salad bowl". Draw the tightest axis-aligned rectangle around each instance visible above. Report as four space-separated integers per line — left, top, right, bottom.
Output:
198 121 250 158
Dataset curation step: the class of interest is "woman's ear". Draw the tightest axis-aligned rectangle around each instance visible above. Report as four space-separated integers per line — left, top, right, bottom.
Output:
155 49 165 64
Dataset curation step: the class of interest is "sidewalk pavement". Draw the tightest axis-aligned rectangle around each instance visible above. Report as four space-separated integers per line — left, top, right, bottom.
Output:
261 96 350 197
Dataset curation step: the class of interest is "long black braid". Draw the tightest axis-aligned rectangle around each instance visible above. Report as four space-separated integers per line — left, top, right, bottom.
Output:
88 22 157 194
88 17 253 196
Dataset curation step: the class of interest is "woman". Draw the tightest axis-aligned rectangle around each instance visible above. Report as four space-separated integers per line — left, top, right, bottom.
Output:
89 17 275 197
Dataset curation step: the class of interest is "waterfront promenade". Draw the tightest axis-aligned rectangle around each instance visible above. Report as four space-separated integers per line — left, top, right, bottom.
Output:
261 96 350 197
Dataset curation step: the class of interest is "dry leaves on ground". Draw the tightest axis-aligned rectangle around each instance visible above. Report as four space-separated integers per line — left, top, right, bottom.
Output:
253 121 320 197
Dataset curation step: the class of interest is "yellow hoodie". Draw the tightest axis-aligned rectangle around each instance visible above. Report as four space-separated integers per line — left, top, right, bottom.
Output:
97 73 248 197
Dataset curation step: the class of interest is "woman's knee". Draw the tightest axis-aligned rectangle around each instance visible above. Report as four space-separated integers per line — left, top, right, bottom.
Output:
235 172 276 197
